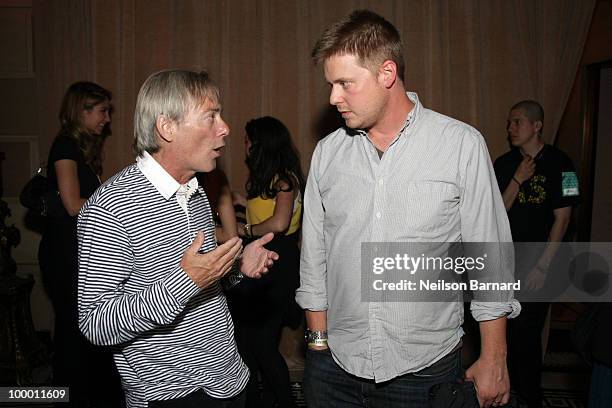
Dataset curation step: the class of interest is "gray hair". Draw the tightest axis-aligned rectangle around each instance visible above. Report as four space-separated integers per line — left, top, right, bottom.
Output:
133 69 220 156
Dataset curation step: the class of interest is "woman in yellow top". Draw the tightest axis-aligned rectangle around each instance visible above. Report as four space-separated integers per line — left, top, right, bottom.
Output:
230 116 304 408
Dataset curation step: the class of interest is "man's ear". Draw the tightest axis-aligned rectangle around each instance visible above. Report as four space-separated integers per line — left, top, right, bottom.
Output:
379 60 398 89
535 120 543 134
156 115 175 143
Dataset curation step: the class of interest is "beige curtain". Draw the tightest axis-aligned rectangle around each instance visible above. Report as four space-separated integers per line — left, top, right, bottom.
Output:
34 0 93 156
33 0 595 189
512 0 595 144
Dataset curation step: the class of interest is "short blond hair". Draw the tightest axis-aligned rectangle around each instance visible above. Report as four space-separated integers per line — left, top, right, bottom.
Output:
312 10 405 82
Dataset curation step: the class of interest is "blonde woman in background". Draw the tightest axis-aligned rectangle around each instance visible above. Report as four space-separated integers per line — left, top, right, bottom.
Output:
38 81 122 407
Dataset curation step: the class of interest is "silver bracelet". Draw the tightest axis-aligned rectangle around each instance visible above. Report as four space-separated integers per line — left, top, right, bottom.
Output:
305 329 328 344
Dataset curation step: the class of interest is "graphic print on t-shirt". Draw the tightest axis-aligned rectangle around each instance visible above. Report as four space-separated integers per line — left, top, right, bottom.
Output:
518 174 546 205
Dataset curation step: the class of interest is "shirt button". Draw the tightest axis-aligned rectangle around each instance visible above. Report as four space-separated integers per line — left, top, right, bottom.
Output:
376 212 381 219
379 179 384 185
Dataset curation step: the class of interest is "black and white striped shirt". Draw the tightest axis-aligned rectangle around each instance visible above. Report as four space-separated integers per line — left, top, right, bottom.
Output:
77 152 248 408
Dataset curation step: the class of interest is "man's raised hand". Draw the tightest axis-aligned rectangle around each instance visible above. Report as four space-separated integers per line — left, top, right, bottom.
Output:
240 232 279 278
181 231 242 288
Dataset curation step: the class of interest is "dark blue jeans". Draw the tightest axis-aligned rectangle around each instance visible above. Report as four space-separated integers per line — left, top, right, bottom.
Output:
304 347 462 407
589 362 612 408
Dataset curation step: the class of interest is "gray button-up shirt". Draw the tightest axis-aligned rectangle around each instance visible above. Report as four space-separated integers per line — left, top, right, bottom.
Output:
296 92 520 382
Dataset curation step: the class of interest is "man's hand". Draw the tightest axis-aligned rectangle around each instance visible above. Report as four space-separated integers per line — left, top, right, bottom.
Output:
466 317 511 407
514 155 535 184
240 232 279 278
525 266 547 290
465 352 510 407
180 232 242 288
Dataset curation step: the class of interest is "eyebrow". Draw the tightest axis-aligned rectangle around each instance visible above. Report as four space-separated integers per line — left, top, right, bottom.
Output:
204 106 222 114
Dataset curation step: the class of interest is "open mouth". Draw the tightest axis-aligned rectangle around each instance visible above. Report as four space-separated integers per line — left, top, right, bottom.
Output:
213 146 224 153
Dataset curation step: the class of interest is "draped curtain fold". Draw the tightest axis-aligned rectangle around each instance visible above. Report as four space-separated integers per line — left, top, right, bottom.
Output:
33 0 596 187
514 0 596 144
34 0 93 157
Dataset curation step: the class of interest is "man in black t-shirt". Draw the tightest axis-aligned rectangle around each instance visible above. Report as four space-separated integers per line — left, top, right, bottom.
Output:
494 100 580 407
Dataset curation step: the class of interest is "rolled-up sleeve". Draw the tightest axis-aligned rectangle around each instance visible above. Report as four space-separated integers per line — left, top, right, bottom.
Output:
296 143 328 311
459 131 521 321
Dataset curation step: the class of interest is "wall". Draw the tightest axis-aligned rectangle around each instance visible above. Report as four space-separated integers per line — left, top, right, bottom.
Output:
0 0 600 333
0 0 53 331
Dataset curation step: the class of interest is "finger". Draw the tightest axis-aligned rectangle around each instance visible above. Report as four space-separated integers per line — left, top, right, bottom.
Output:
465 378 483 407
268 250 280 261
480 390 496 408
255 232 275 246
219 256 237 277
216 236 241 253
217 239 242 267
203 239 241 277
188 231 206 254
208 237 241 262
485 396 497 408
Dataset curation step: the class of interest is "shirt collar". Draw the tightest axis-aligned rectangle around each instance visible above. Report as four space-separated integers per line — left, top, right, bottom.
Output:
357 91 420 139
403 91 419 129
136 151 199 200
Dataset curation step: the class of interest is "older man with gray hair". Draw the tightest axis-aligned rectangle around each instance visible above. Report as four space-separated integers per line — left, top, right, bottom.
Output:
78 69 278 408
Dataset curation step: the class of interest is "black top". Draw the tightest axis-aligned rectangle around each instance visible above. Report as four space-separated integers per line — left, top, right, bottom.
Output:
494 144 580 242
47 134 101 219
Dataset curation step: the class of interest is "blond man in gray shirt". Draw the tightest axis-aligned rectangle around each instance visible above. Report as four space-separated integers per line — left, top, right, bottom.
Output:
296 10 519 408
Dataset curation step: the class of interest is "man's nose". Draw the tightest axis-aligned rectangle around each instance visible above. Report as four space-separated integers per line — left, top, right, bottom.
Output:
218 117 230 138
329 86 342 106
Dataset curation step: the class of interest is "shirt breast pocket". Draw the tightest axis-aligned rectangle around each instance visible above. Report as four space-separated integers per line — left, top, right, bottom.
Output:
394 181 458 233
